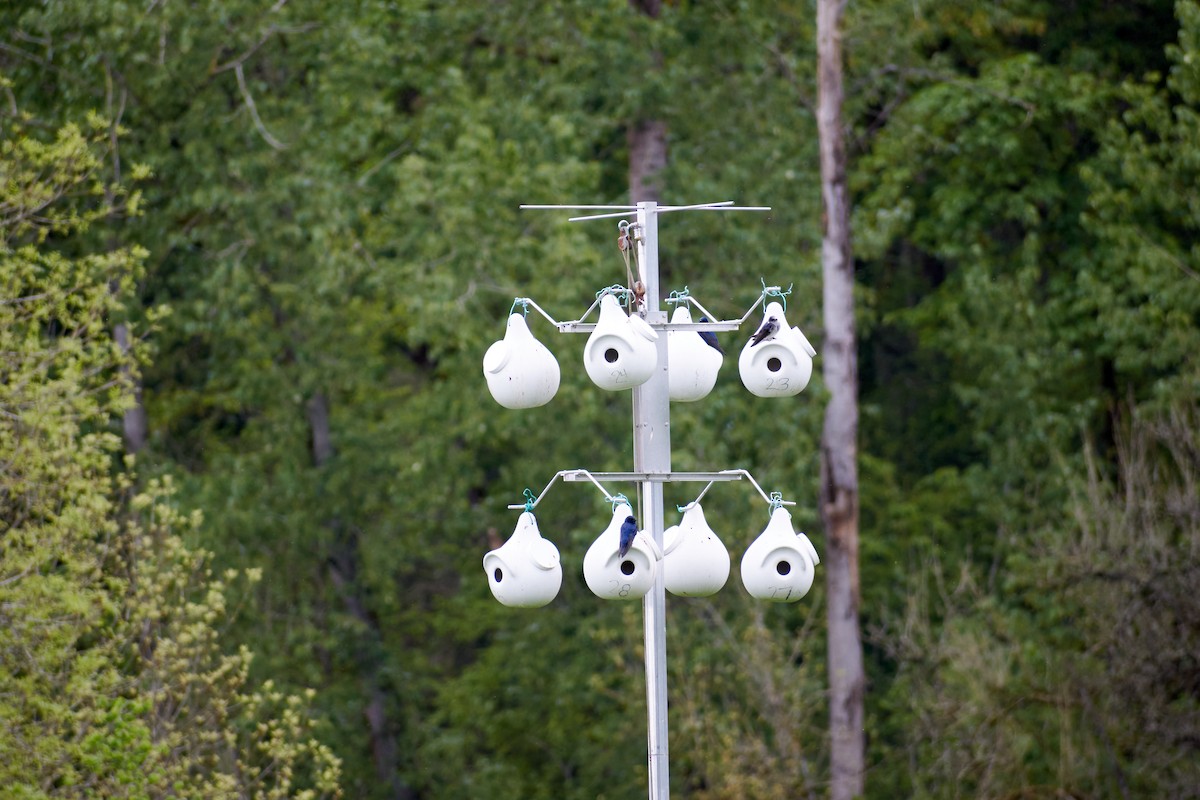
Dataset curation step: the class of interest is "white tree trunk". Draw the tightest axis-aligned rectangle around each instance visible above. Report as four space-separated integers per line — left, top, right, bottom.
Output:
113 322 148 453
817 0 866 797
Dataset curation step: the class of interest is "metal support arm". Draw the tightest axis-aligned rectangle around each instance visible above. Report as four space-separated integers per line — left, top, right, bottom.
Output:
508 467 793 512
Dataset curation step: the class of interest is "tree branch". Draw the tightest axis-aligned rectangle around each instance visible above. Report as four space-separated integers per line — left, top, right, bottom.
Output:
234 63 286 150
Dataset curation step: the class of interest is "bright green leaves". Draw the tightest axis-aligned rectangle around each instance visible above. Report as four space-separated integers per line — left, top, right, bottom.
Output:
0 112 341 798
119 482 343 800
0 115 149 795
0 113 144 246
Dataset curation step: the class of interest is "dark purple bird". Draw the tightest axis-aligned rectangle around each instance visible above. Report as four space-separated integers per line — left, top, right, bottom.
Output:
698 316 724 354
749 316 779 347
618 516 638 558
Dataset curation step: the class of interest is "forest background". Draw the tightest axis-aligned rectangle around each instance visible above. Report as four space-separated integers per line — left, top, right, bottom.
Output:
2 1 1198 798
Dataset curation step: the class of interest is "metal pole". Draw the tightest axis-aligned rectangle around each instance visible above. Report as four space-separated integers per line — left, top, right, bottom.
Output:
631 201 670 800
516 198 767 799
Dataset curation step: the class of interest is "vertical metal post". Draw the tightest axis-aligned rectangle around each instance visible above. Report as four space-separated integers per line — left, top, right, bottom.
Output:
631 201 670 800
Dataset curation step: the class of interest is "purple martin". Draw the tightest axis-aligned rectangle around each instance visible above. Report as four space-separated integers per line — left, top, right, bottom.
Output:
749 316 779 347
698 316 724 354
618 516 638 558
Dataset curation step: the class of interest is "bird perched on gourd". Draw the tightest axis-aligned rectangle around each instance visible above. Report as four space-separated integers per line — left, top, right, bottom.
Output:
698 316 724 354
618 516 638 558
749 316 779 346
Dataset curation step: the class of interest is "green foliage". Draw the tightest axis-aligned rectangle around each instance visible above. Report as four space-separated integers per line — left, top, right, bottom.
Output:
1 2 833 795
668 598 826 800
874 405 1200 799
121 481 343 800
1 111 145 796
1054 407 1200 797
1076 4 1200 405
0 112 340 799
855 1 1200 796
4 0 1198 798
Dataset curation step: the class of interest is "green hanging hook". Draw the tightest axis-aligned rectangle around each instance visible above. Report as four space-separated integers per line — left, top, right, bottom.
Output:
665 286 691 306
760 278 794 312
596 284 633 305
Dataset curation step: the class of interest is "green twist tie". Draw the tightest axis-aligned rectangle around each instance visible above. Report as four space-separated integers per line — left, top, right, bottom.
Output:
609 493 630 513
522 488 536 513
665 286 691 306
596 284 633 304
510 297 530 316
760 278 794 311
768 491 785 512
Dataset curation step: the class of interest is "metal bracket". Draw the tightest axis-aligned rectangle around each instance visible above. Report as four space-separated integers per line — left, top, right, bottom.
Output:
508 468 794 512
509 292 770 335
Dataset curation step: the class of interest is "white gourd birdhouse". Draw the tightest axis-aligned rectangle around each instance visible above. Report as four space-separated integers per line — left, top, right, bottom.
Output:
583 294 659 391
737 301 816 398
667 306 722 403
662 503 730 597
483 512 563 608
739 506 820 603
583 502 661 601
483 313 561 409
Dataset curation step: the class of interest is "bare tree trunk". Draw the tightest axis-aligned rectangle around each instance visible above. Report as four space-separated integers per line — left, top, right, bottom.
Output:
113 322 148 453
307 393 335 465
816 0 866 797
306 392 415 800
629 119 668 203
628 0 667 204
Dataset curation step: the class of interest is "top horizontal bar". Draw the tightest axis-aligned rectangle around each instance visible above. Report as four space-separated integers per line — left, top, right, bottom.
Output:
568 210 648 221
520 204 636 210
520 201 738 212
521 201 770 223
658 205 771 214
556 321 741 333
561 470 746 483
568 204 770 222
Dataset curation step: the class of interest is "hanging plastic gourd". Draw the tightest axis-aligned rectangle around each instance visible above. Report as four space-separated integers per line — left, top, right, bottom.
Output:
740 504 820 602
483 508 563 608
583 499 661 600
583 292 659 391
662 503 730 597
738 300 816 398
483 305 561 409
667 305 722 403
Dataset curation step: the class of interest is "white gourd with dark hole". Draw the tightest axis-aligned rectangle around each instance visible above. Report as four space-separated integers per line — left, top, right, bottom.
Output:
583 502 661 601
740 506 820 602
483 512 562 607
483 313 561 409
583 294 659 391
737 301 816 398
